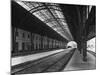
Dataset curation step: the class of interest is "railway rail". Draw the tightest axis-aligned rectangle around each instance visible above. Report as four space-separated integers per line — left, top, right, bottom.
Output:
12 49 75 75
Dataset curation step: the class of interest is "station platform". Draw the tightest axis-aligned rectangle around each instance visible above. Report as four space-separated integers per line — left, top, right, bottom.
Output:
63 49 96 71
11 48 96 75
12 49 67 66
11 48 75 74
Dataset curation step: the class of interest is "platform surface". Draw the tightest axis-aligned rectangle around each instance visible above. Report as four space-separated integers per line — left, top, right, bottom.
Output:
63 49 96 71
12 49 68 66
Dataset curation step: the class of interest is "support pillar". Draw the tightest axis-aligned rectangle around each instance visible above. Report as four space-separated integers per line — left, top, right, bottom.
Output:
82 6 88 62
82 38 87 62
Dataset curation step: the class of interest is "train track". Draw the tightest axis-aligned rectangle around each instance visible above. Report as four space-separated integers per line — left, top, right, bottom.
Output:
12 49 75 75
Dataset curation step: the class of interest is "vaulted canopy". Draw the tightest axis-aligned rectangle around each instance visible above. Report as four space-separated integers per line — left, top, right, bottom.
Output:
14 0 73 41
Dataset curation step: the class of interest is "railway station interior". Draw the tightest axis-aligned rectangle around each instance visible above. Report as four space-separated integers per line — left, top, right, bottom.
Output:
11 0 96 74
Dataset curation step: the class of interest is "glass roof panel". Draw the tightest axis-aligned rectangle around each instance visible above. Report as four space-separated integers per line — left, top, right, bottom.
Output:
48 5 61 11
30 2 40 7
50 9 64 18
46 21 58 27
22 1 35 9
30 6 45 13
46 3 59 6
55 10 64 18
22 1 45 13
33 11 45 21
50 9 58 18
40 9 53 19
14 0 30 11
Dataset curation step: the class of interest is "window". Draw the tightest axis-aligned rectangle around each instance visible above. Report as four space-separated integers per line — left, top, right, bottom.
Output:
22 43 25 50
28 34 30 38
15 42 18 51
22 33 25 38
16 31 18 36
